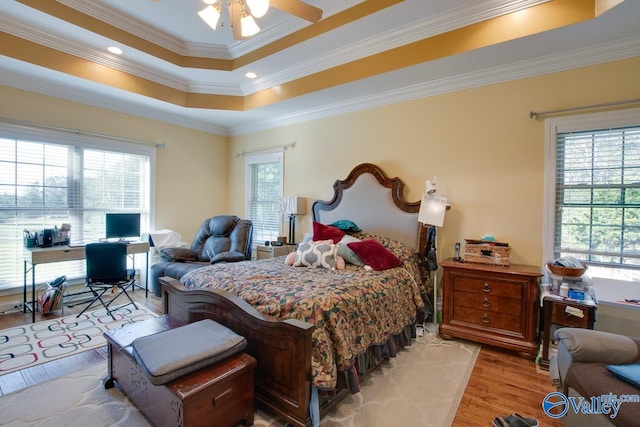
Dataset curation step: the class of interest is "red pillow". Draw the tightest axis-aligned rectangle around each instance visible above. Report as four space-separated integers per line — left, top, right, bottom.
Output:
346 239 401 271
313 222 345 244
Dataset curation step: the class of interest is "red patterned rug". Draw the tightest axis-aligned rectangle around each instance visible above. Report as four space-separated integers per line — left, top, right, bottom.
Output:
0 306 157 376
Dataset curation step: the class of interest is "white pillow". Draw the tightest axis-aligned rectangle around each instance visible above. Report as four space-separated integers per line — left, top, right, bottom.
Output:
337 235 365 266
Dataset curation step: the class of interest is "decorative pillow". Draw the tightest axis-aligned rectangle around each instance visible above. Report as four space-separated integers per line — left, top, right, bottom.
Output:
293 241 339 269
337 235 365 266
330 219 362 233
312 222 345 244
352 231 415 264
284 251 296 266
346 239 401 271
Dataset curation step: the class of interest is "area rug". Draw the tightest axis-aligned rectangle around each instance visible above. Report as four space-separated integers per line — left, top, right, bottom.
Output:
0 330 479 426
0 306 157 376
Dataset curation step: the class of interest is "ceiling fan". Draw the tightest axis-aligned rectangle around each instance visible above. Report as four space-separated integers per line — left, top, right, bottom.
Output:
197 0 323 40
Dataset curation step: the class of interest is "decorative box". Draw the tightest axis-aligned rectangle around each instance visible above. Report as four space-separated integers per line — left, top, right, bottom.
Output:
464 239 511 266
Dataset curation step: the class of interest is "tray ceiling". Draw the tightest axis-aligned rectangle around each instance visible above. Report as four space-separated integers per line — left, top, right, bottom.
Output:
0 0 638 135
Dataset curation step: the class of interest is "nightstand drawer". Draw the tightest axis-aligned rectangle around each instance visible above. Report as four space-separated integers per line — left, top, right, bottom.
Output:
454 291 522 316
453 277 522 299
551 303 590 328
452 306 521 333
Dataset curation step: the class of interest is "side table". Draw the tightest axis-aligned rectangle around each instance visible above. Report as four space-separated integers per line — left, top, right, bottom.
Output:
439 259 542 359
256 244 295 259
539 295 597 370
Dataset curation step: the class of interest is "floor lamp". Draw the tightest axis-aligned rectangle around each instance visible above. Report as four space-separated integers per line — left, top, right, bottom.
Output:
284 196 306 245
418 180 449 324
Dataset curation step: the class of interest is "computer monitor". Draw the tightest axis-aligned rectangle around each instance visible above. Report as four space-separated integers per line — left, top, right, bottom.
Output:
105 213 141 240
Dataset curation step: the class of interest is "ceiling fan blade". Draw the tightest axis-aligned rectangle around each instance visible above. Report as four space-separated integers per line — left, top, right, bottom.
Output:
229 1 244 40
270 0 323 23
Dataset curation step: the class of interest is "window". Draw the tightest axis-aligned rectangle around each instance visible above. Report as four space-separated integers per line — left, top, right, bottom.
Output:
245 153 283 246
544 108 640 280
0 124 153 290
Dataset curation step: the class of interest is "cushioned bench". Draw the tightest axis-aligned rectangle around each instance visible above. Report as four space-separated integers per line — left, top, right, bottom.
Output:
104 315 256 427
131 318 247 385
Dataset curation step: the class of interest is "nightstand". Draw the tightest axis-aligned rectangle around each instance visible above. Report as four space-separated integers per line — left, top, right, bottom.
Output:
539 295 597 370
256 244 295 260
439 259 542 359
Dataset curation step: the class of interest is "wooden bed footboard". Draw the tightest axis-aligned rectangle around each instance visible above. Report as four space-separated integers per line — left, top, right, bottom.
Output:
160 276 314 427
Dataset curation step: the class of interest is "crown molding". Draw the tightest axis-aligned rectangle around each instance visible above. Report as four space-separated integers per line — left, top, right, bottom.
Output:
2 35 637 137
0 15 244 96
58 0 227 57
58 0 347 60
7 0 552 99
229 36 640 135
0 66 229 135
245 0 550 93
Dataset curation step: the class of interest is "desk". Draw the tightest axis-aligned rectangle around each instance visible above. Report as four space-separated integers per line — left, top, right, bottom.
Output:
23 242 150 323
539 294 597 370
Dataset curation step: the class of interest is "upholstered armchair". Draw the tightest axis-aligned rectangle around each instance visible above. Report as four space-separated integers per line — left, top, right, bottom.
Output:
551 328 640 426
149 215 253 296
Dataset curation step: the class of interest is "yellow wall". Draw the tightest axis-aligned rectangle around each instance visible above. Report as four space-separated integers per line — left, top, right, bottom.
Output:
0 85 229 243
2 56 639 265
229 56 640 267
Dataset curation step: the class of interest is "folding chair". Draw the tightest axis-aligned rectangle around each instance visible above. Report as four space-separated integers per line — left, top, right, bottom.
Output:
76 242 137 320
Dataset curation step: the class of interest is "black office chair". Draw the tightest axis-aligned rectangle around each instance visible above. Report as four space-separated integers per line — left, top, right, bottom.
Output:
76 242 137 320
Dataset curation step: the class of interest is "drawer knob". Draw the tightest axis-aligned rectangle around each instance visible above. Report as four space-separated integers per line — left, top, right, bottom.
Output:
482 283 491 293
481 313 490 323
481 297 491 307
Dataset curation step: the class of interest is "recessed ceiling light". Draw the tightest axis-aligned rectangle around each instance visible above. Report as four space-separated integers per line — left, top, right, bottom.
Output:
245 72 257 79
108 46 123 55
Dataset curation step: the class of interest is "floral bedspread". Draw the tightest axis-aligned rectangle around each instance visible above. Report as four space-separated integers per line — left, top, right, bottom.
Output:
180 232 425 390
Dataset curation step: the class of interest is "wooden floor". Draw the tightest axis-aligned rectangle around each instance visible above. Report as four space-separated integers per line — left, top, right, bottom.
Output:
0 292 561 426
452 345 562 427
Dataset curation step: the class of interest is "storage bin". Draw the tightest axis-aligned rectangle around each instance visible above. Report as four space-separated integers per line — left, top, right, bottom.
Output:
464 239 510 266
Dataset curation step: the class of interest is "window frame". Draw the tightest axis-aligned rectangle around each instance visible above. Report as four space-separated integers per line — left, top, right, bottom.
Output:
543 107 640 278
244 152 284 249
0 122 156 291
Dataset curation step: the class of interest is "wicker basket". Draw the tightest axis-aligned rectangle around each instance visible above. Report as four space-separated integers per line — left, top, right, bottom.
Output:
546 263 587 277
464 239 510 266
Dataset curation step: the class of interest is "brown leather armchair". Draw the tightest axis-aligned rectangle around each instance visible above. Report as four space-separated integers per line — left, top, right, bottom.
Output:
149 215 252 296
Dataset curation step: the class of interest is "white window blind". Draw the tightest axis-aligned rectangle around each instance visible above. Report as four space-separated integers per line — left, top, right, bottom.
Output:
245 153 283 245
0 131 151 290
554 125 640 271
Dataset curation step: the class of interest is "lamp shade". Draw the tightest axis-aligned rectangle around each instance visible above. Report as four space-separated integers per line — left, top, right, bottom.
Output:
418 193 448 227
198 5 221 30
246 0 269 18
285 197 307 215
240 13 260 37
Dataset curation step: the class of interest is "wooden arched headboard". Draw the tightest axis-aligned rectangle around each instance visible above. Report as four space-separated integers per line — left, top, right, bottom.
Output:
312 163 425 252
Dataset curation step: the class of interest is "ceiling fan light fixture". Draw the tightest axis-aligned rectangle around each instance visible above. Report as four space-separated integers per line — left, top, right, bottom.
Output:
240 13 260 37
198 4 222 30
246 0 269 18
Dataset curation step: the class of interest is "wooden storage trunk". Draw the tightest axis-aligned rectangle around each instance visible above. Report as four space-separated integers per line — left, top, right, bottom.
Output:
104 315 256 427
464 239 511 266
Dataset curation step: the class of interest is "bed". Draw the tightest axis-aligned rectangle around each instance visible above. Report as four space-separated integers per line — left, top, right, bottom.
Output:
159 163 430 427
